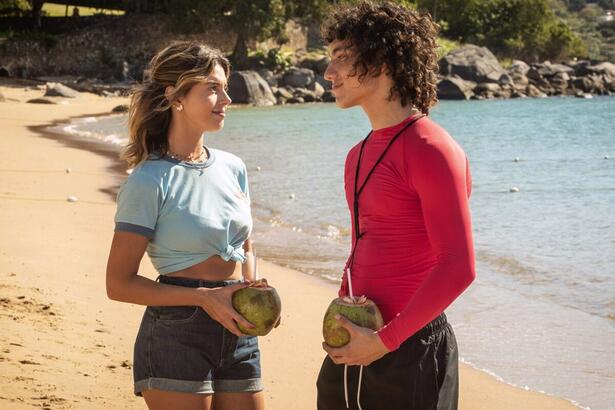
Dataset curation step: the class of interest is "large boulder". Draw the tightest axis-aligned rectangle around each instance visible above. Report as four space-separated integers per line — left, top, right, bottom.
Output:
439 44 507 83
507 60 530 89
257 69 278 87
575 62 615 79
281 67 315 88
437 76 476 100
315 74 332 91
474 82 501 99
228 71 276 106
308 81 325 98
44 82 80 98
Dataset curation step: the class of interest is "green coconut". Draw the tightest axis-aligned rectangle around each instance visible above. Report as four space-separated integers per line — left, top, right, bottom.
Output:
232 279 282 336
323 295 384 347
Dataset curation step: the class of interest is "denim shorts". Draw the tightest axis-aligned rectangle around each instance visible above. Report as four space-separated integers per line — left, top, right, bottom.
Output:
133 276 262 396
317 313 458 410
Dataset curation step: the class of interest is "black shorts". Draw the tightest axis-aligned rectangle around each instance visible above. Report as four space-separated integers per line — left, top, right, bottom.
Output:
317 313 458 410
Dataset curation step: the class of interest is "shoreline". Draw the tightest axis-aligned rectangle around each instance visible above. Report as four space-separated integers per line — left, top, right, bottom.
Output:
0 83 580 409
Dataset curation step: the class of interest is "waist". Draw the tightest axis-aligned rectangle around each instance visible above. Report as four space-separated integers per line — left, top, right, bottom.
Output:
158 275 242 288
165 255 243 281
403 313 449 345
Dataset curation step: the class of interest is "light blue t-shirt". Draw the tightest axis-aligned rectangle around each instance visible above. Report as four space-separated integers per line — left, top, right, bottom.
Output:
114 148 252 275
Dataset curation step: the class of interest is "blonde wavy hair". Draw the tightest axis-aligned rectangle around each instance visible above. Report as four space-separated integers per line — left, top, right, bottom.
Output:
122 41 230 168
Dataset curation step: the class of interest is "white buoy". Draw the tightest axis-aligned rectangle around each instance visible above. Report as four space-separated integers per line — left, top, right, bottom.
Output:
256 166 262 171
513 157 520 162
510 187 519 193
67 196 78 202
605 155 609 160
288 193 295 199
65 167 71 173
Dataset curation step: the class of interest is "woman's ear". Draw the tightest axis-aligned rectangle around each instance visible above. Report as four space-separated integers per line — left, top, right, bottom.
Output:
164 86 175 102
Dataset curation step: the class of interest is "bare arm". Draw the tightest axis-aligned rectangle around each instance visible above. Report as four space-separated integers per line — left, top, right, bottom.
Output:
242 238 255 282
106 231 253 336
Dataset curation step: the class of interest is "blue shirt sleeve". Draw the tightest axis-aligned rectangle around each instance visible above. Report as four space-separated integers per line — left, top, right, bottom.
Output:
114 171 161 239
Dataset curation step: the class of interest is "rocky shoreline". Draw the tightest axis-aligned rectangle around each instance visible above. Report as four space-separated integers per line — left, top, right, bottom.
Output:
2 43 613 107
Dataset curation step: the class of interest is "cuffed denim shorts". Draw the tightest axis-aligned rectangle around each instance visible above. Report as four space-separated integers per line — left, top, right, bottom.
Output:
133 276 262 396
317 313 458 410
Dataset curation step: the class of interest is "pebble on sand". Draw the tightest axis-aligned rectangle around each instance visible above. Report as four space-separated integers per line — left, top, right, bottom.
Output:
256 166 262 171
67 196 78 202
288 193 295 199
65 168 71 174
509 187 520 193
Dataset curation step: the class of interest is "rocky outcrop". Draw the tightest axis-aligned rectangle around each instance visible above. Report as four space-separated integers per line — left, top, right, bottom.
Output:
439 45 508 84
228 71 276 106
438 44 615 100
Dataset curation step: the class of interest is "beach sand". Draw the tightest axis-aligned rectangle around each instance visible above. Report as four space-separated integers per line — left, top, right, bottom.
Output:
0 83 577 409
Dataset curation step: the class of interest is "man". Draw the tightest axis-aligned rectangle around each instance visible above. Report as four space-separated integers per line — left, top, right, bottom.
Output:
317 2 476 409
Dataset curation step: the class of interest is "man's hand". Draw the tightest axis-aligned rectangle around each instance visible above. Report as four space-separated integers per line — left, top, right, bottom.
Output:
322 314 390 366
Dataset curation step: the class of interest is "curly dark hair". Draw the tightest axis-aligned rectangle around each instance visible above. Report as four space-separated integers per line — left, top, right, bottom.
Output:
322 1 439 113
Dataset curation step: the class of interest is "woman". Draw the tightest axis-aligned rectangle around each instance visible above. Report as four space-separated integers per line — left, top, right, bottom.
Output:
106 41 264 410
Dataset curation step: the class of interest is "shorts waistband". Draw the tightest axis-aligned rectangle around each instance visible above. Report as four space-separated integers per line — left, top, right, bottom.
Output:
157 275 242 289
406 313 448 343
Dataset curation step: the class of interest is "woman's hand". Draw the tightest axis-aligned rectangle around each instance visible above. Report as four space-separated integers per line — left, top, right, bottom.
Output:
322 314 390 366
198 282 255 337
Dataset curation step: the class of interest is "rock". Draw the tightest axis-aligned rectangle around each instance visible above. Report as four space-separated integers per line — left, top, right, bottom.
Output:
575 92 593 99
228 71 276 106
281 67 315 88
507 60 530 77
308 81 325 98
257 69 278 87
322 90 336 102
548 71 570 93
0 67 9 77
474 82 501 99
498 73 514 86
44 82 79 98
275 87 294 100
576 62 615 79
315 74 332 91
526 84 547 98
296 88 317 102
112 104 129 113
27 98 56 104
439 44 507 83
287 97 304 104
437 76 476 100
67 196 78 202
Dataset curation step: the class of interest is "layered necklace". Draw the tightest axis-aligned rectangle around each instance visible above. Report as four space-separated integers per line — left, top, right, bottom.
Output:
166 147 209 164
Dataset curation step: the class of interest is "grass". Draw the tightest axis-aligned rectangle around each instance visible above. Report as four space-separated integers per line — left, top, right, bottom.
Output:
42 3 124 17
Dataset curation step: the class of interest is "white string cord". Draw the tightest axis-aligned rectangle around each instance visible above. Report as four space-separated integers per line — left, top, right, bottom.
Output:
343 267 364 409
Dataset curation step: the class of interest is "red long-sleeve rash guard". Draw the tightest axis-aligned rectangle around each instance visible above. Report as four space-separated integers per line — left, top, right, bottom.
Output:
340 114 476 351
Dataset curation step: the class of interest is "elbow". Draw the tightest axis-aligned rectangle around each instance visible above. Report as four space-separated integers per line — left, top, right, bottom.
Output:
106 281 120 301
106 274 125 302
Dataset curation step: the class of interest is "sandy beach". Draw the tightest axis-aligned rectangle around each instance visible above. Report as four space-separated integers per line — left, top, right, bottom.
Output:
0 82 578 409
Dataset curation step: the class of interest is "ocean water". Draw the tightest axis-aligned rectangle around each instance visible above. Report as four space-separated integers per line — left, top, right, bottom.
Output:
57 96 615 409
